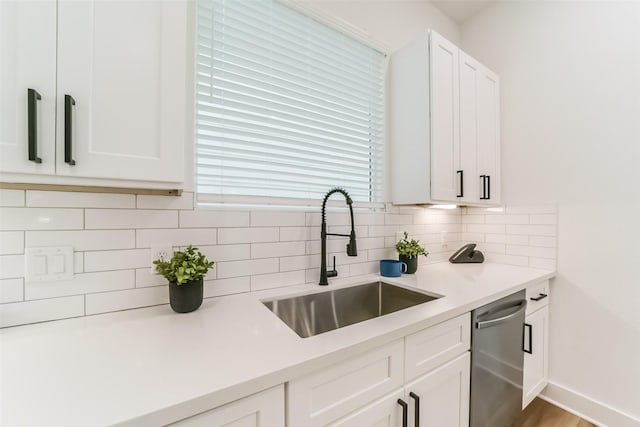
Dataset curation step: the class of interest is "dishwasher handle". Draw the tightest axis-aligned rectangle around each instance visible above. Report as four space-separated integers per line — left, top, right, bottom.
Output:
476 299 527 329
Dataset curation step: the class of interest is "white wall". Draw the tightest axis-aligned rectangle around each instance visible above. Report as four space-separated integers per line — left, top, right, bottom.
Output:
305 0 460 51
461 1 640 423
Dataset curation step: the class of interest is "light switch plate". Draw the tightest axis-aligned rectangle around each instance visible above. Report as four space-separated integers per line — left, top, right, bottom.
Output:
25 247 74 282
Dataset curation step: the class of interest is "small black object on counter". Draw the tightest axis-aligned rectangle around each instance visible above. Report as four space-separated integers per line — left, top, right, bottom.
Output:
449 243 484 263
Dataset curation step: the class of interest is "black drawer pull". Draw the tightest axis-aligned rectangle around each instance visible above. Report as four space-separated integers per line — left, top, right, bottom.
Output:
27 88 42 163
523 323 533 354
456 170 464 197
398 398 408 427
409 392 420 427
530 293 548 301
64 95 76 166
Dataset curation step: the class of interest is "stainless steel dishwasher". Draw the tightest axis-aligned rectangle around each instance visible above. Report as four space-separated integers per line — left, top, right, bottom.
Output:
470 290 527 427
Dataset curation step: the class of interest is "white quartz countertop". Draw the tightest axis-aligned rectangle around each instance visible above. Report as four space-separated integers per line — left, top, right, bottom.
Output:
0 262 554 426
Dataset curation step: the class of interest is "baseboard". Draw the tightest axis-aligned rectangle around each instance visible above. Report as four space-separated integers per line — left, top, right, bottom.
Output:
540 381 640 427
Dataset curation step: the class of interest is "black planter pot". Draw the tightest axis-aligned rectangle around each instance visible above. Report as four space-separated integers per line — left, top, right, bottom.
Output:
169 279 203 313
399 255 418 274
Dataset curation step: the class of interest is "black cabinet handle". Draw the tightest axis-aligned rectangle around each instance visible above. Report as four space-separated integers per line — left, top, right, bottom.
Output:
64 95 76 166
27 89 42 163
409 392 420 427
530 293 548 301
456 170 464 197
398 398 408 427
486 175 491 200
523 323 533 354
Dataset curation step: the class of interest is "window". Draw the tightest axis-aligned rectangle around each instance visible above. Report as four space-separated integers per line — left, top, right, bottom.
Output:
195 0 386 206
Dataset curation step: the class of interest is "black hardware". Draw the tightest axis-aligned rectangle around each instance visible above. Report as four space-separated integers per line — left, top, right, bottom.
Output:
486 175 491 200
456 170 464 197
27 89 42 163
409 392 420 427
480 175 487 199
530 293 548 301
523 323 533 354
398 398 408 427
64 95 76 165
319 187 357 286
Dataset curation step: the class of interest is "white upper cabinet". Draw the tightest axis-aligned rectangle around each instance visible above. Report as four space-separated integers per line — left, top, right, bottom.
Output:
430 32 461 202
391 30 501 206
0 0 186 187
0 1 56 175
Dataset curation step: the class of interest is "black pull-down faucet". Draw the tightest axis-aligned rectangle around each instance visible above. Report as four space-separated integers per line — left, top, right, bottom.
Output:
319 187 358 286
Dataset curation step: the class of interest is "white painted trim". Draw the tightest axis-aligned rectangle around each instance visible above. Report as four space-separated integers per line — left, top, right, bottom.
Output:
277 0 391 55
540 381 640 427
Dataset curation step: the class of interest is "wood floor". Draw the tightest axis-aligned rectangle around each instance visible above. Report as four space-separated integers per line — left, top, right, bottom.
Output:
514 398 598 427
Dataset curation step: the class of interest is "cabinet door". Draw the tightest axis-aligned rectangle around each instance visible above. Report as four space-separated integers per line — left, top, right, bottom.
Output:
0 0 56 175
404 352 470 427
429 31 460 202
523 306 549 408
56 0 186 183
328 390 404 427
169 385 284 427
476 66 500 204
458 52 481 203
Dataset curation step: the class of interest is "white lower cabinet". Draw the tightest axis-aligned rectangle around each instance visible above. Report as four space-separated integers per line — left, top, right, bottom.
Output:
169 385 284 427
522 280 550 408
404 353 470 427
288 313 471 427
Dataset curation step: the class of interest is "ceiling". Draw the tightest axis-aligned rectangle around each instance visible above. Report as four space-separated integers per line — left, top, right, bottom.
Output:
431 0 497 24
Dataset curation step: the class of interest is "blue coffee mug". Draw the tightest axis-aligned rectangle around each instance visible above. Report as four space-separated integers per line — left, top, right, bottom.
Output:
380 259 407 277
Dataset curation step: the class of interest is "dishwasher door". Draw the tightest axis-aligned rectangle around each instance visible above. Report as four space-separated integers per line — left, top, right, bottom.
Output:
470 290 527 427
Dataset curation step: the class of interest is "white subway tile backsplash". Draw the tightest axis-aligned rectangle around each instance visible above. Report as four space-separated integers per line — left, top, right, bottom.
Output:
485 214 529 225
0 208 83 231
26 191 134 208
218 227 278 244
530 214 557 225
251 241 305 259
0 278 23 303
0 255 24 279
250 270 305 291
0 190 558 327
180 210 250 228
251 211 305 227
136 228 216 248
0 231 23 255
86 209 177 229
529 236 556 248
84 249 149 272
216 258 279 279
506 224 556 237
136 192 194 210
135 268 168 288
26 230 135 251
204 276 250 298
198 244 250 262
0 296 84 328
85 286 168 315
279 255 314 272
466 224 506 234
25 270 134 300
0 190 25 207
279 227 317 242
506 245 556 259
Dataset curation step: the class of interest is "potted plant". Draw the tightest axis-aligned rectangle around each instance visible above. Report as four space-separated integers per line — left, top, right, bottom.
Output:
153 245 215 313
395 231 428 274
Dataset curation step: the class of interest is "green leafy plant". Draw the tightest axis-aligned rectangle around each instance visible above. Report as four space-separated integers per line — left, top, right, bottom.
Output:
395 232 428 259
153 245 215 285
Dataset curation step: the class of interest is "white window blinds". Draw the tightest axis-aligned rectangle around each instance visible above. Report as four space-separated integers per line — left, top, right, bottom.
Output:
195 0 386 205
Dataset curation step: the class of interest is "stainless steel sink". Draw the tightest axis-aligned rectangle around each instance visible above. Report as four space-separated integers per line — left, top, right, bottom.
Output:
262 281 440 338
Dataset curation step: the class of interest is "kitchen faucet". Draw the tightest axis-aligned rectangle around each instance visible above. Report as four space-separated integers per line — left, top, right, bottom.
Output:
319 187 357 286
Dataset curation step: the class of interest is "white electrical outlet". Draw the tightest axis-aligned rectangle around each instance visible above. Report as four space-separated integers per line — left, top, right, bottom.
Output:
150 245 173 271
